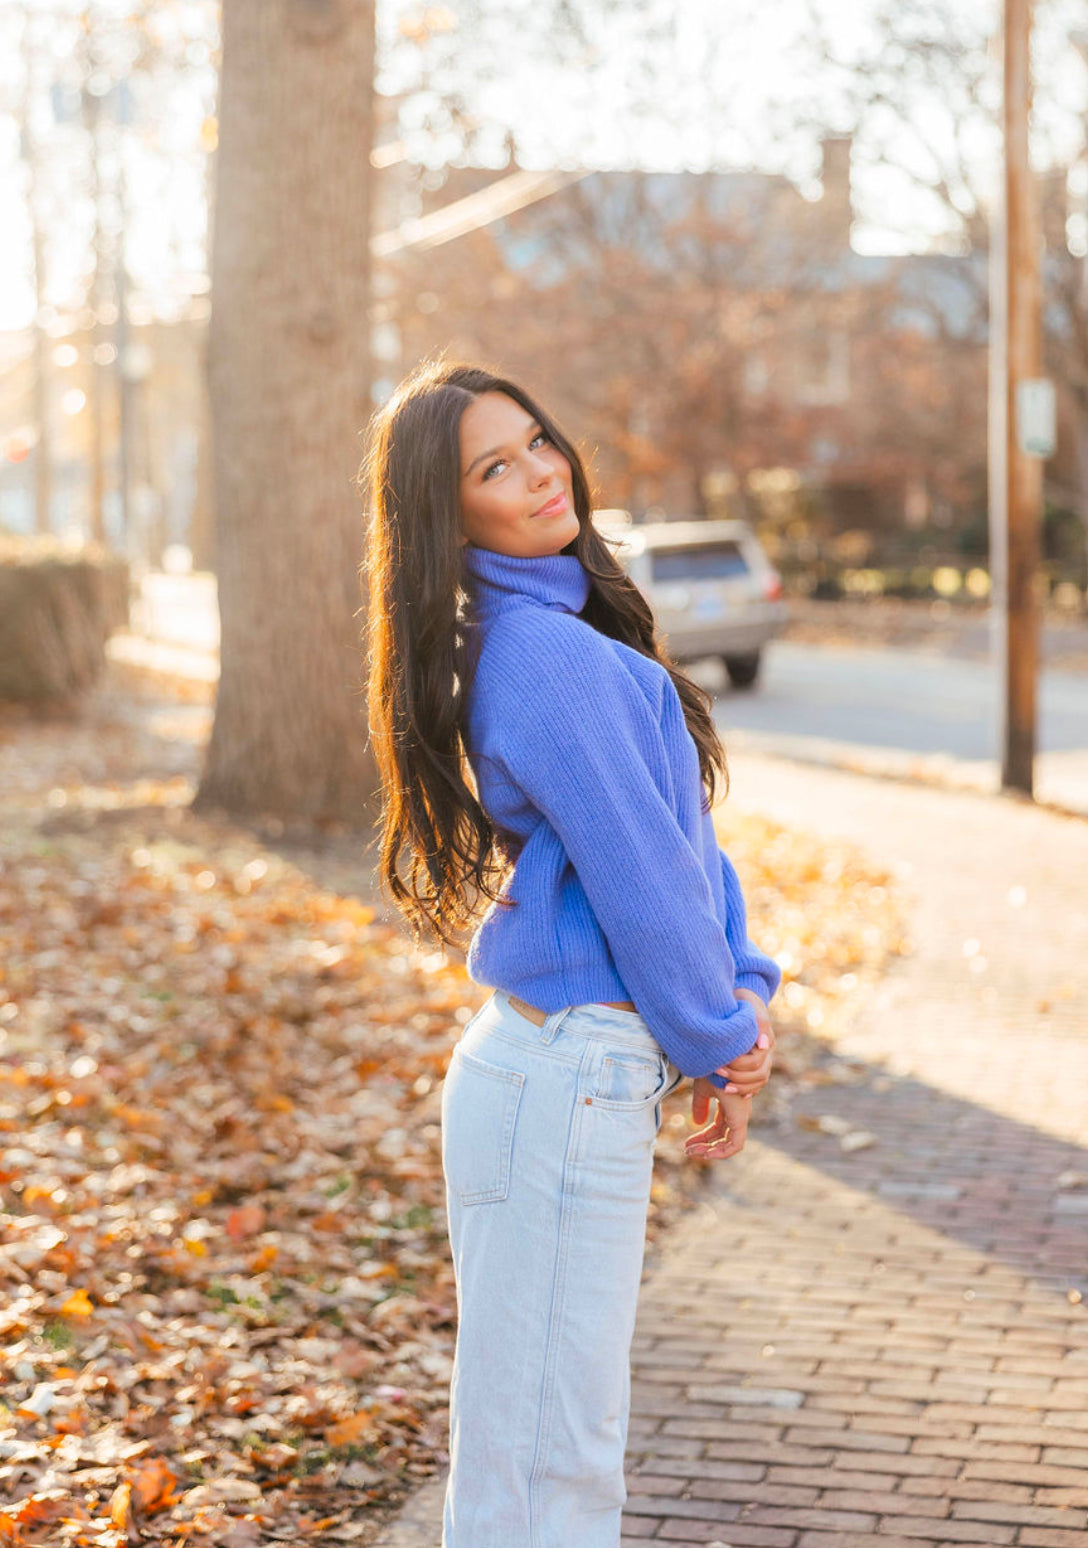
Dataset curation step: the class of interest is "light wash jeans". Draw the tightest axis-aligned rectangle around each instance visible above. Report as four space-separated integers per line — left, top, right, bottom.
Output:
440 987 686 1548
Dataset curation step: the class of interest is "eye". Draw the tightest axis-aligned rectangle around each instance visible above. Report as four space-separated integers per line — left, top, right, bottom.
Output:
481 429 550 481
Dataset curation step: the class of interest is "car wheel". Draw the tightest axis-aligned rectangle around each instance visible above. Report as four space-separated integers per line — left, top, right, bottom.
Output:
722 651 761 689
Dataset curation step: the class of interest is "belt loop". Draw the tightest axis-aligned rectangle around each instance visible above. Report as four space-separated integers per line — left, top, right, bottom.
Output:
538 1004 572 1045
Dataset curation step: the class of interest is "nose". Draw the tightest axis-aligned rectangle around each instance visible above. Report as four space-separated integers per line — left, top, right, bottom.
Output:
526 446 554 484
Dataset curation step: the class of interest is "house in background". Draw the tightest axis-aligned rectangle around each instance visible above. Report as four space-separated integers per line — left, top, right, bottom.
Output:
372 129 1080 570
3 88 1081 585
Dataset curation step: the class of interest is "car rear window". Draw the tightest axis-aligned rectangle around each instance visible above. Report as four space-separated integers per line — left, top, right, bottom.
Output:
649 542 750 582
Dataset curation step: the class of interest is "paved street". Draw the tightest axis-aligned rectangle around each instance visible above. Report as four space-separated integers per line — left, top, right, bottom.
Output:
705 641 1088 819
377 753 1088 1548
122 573 1088 816
710 638 1088 763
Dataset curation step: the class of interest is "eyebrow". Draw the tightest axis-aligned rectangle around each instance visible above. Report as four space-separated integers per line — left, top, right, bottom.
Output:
463 420 544 478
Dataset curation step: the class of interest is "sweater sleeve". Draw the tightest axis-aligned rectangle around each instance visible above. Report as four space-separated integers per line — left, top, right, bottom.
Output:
718 846 783 1007
491 619 760 1089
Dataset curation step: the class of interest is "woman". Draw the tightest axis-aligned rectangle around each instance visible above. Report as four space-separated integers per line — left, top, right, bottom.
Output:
361 357 780 1548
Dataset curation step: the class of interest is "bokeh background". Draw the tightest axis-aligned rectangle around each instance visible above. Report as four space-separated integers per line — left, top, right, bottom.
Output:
1 6 1087 1546
3 0 1088 590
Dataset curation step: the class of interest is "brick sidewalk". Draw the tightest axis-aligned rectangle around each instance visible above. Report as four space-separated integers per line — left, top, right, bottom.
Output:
623 756 1088 1546
375 756 1088 1548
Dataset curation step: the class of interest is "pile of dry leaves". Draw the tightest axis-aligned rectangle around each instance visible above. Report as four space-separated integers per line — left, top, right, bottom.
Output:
0 661 910 1545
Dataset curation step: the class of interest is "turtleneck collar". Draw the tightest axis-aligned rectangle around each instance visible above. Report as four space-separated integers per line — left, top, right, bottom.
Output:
462 542 591 618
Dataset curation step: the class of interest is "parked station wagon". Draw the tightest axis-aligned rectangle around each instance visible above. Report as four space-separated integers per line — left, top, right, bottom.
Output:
592 513 788 689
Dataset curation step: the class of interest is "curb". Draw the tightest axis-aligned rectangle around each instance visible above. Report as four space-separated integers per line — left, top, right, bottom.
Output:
724 725 1088 822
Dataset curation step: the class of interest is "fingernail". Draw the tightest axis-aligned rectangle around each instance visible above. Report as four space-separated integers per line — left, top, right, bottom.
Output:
725 1083 738 1093
757 1032 770 1048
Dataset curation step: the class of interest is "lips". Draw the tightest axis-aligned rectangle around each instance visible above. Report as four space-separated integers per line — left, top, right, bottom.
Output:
532 491 568 518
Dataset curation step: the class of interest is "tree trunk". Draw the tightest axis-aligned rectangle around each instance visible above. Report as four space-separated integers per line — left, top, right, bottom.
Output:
195 0 380 825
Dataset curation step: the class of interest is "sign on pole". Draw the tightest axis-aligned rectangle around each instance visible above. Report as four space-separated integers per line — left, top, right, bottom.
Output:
1015 378 1055 459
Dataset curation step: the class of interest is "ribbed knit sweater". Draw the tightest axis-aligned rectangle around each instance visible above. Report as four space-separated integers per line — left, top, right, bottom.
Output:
459 541 782 1091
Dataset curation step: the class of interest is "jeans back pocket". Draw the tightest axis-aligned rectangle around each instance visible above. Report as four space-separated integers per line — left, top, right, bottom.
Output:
441 1047 525 1205
591 1050 669 1110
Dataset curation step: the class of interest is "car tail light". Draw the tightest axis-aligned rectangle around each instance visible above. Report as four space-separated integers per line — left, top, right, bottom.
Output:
763 571 783 601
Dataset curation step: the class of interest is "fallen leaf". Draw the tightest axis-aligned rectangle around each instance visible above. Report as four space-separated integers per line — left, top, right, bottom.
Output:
227 1202 266 1241
132 1456 179 1514
109 1479 133 1530
841 1129 877 1152
60 1288 94 1319
325 1410 374 1446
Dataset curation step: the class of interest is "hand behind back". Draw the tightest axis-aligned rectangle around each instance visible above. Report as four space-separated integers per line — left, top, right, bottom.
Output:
685 987 775 1162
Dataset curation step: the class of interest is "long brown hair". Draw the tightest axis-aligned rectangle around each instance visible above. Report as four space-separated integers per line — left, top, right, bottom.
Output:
358 355 730 950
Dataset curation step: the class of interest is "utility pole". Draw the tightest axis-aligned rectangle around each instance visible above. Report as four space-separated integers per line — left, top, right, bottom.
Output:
991 0 1045 797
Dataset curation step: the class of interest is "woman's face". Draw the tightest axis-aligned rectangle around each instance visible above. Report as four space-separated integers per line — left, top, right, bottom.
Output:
458 391 579 557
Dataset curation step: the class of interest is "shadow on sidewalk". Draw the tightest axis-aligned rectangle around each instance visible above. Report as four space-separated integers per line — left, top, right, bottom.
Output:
717 1028 1088 1301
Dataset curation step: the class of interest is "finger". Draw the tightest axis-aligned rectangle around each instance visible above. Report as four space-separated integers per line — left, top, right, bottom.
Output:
724 1052 773 1089
720 1063 761 1086
701 1132 746 1160
686 1110 729 1149
713 1111 750 1154
719 1047 774 1077
729 1066 770 1091
716 1067 764 1093
687 1131 730 1156
686 1114 727 1147
720 1100 751 1138
718 1065 770 1089
721 1048 764 1073
689 1117 744 1158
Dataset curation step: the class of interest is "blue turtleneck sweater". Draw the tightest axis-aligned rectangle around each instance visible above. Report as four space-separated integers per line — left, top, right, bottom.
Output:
459 541 781 1090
